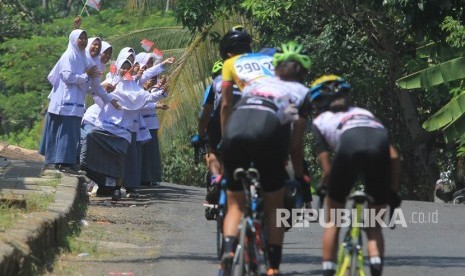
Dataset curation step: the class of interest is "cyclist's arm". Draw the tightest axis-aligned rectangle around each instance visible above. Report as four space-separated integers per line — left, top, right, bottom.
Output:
198 104 213 138
198 84 215 138
390 145 400 192
311 124 332 186
290 117 307 178
220 82 234 135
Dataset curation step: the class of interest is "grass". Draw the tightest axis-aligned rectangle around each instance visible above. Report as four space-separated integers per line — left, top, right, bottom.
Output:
0 187 56 231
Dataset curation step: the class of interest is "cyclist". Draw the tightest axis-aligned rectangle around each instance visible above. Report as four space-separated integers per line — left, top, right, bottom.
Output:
309 75 401 276
192 60 243 220
219 40 312 276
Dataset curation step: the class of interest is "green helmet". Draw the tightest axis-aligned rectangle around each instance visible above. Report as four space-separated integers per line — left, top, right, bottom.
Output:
211 60 223 75
272 41 312 70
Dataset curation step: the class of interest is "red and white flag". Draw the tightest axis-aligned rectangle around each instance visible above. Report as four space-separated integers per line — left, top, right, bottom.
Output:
152 48 164 60
140 39 155 52
85 0 101 11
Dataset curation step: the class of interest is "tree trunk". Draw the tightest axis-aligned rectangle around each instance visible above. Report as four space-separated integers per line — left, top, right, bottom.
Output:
351 10 439 200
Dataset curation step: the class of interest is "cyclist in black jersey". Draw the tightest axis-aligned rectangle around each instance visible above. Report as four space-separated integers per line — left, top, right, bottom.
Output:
192 60 242 219
219 38 312 276
310 75 401 276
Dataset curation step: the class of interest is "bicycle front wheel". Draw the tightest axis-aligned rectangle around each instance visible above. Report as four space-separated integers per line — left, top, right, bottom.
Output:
217 207 225 260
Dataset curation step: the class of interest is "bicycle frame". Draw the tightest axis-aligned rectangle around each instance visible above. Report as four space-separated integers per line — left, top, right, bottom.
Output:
230 166 267 276
335 191 367 276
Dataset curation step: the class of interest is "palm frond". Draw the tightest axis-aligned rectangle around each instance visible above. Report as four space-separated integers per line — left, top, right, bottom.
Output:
106 27 195 55
156 16 252 149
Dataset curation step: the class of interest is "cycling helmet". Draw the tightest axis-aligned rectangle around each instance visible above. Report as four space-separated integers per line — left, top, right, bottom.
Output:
310 74 351 102
272 41 312 70
211 60 223 75
219 25 252 59
310 75 351 112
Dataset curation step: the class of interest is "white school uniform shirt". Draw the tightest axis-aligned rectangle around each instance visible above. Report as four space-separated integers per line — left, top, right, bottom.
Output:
82 103 101 126
85 37 113 105
140 88 168 130
94 59 161 142
47 29 91 117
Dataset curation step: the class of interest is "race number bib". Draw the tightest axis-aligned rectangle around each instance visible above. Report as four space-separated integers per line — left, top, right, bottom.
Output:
234 53 275 84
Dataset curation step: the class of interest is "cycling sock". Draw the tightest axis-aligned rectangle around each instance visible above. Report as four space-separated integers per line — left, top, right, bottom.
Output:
223 236 238 254
268 244 282 270
369 256 383 276
322 261 336 276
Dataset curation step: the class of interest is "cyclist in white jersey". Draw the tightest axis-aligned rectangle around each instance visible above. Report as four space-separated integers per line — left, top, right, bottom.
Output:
310 75 401 276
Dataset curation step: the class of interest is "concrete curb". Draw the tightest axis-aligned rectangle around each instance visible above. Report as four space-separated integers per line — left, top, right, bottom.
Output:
0 174 86 275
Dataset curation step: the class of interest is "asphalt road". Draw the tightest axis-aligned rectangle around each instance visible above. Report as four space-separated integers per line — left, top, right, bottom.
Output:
49 182 465 276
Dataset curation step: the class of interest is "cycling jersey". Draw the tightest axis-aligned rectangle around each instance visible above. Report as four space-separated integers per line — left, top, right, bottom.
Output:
312 107 385 153
240 77 311 124
311 106 390 204
222 53 275 90
202 75 241 150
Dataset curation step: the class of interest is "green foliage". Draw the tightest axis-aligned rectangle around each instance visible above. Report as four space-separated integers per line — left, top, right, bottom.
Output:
0 92 43 131
0 120 43 149
442 16 465 49
161 129 205 186
241 0 293 21
0 35 65 95
174 0 244 33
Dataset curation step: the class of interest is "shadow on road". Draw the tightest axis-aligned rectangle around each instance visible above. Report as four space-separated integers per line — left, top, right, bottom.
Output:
385 255 465 267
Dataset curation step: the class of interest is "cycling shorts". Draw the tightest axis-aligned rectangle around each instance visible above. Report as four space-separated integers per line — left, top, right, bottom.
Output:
222 107 290 193
328 127 391 205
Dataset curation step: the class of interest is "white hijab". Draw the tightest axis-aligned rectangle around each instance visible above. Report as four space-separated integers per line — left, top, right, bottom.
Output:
85 37 102 69
134 52 151 68
98 41 112 73
111 58 152 111
47 29 88 89
116 47 135 62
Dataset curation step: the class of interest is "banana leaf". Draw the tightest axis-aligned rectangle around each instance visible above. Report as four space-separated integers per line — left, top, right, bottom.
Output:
397 57 465 89
443 114 465 143
422 91 465 131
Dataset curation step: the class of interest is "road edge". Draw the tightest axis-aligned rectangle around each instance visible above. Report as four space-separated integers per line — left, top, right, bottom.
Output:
0 174 86 275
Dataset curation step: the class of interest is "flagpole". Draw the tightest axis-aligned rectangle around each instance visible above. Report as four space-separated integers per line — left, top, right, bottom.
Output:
79 0 89 16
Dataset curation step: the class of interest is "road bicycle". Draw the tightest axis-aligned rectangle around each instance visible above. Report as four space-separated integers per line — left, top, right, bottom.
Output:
223 165 268 276
334 189 370 276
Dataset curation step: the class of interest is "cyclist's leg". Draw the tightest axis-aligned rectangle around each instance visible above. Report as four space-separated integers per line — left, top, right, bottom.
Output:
322 131 359 274
365 204 386 276
363 127 391 276
264 187 285 274
220 109 250 263
253 116 290 274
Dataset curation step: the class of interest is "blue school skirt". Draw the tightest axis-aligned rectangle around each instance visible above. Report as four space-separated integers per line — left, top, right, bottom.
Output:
140 129 162 183
38 112 81 165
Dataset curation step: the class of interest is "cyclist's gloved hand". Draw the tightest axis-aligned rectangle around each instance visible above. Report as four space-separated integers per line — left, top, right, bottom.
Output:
296 175 312 203
389 191 401 209
316 182 328 199
191 134 202 146
216 139 223 153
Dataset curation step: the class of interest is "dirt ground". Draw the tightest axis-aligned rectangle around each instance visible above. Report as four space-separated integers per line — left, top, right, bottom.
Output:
0 141 44 162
